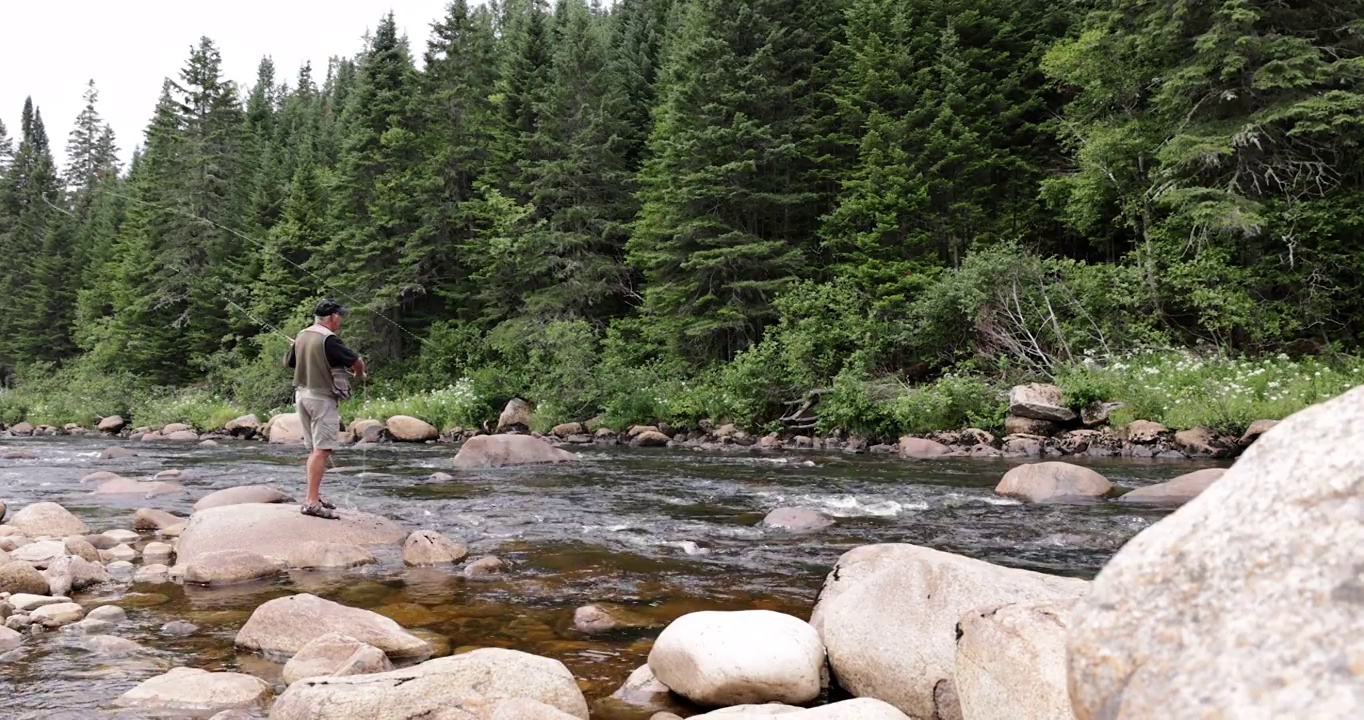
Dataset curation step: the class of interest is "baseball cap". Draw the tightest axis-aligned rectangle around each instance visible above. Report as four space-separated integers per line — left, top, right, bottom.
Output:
313 299 349 318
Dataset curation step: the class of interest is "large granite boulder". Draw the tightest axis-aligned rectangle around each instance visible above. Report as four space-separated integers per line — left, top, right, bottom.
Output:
811 544 1087 719
175 503 405 565
897 437 951 459
402 530 468 566
994 462 1112 503
497 399 534 433
1068 386 1364 719
955 600 1076 720
452 435 577 470
235 593 432 661
269 413 305 444
648 610 825 706
269 648 589 720
0 561 52 595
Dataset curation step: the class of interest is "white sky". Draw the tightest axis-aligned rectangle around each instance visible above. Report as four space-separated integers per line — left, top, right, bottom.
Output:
0 0 458 169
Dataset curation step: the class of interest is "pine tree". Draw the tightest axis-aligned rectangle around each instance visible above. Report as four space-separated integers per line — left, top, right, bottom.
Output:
494 0 555 198
515 0 635 323
0 119 13 174
609 0 675 170
628 0 845 361
65 80 119 197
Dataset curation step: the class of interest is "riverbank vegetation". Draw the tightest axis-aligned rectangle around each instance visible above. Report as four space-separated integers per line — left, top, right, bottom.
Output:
2 0 1363 437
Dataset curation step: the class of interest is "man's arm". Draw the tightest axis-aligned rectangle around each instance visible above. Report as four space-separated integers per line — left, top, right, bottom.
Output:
324 336 365 380
351 357 367 381
282 343 296 369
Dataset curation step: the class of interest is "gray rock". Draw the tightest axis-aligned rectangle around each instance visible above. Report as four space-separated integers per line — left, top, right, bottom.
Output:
161 620 199 637
452 435 577 469
572 604 657 635
13 539 66 567
897 436 952 459
1008 384 1076 423
1004 415 1061 437
1069 386 1364 719
183 550 284 586
386 415 439 442
60 617 116 635
192 485 293 511
401 530 468 566
994 462 1112 503
113 667 272 714
760 508 834 533
497 398 534 433
235 593 431 661
1117 467 1227 507
1124 419 1169 444
0 561 52 595
956 601 1076 720
281 632 393 684
9 593 71 612
464 555 509 579
86 605 127 623
175 503 404 565
648 610 824 707
1238 418 1279 445
31 602 84 627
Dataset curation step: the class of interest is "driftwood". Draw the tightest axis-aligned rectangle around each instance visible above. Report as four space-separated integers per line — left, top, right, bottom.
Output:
780 388 828 430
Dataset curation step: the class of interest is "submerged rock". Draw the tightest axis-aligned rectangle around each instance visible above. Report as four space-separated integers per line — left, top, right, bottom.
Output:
760 508 834 533
994 462 1112 503
464 555 509 579
572 604 657 635
688 699 910 719
183 550 285 586
1117 467 1227 507
649 610 825 707
94 478 184 496
812 543 1087 719
452 435 577 469
175 502 405 565
897 436 951 459
193 485 293 511
269 647 588 720
235 593 432 661
1069 387 1364 718
114 667 272 714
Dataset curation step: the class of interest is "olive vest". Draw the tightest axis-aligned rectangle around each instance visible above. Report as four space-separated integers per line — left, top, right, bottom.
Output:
293 326 339 397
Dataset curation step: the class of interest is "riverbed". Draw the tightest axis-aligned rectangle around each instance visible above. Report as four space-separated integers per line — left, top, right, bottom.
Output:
0 436 1218 718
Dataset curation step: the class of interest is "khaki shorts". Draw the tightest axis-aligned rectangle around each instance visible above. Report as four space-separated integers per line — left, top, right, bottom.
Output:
296 390 341 451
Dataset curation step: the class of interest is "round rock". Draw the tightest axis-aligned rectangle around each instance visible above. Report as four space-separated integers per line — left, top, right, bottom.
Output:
994 462 1112 503
114 667 272 714
402 530 468 566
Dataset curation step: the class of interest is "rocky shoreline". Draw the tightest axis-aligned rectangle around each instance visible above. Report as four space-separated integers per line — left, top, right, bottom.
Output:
0 383 1278 463
0 386 1358 717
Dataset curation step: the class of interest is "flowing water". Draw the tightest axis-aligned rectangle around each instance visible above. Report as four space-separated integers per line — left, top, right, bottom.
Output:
0 436 1221 718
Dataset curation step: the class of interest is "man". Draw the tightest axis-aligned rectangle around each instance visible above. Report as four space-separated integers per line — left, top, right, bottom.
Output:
284 299 367 519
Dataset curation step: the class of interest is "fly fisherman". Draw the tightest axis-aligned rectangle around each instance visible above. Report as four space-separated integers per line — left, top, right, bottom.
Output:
283 300 367 520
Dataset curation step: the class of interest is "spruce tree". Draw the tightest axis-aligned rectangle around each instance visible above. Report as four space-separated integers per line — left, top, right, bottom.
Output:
65 80 119 197
494 0 554 198
0 119 12 174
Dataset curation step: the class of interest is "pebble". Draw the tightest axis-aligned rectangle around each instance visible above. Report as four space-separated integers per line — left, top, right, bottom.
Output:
102 530 141 544
5 615 29 630
86 605 127 624
107 544 138 562
160 620 199 637
60 618 115 635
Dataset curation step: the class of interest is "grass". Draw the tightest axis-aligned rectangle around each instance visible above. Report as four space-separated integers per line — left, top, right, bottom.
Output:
340 378 486 431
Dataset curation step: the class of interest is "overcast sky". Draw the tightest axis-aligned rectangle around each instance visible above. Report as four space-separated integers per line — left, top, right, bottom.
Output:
0 0 458 169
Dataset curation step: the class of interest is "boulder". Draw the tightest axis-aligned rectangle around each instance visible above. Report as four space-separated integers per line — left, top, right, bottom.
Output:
134 507 184 531
688 699 911 720
45 555 110 595
175 502 405 565
897 436 951 459
114 667 272 714
648 610 824 706
492 698 584 720
387 415 438 442
608 664 687 714
497 398 534 433
67 633 151 657
10 422 35 435
235 593 432 661
1173 426 1230 457
224 414 261 437
1238 418 1279 445
64 537 100 563
10 502 88 536
143 541 174 563
282 632 394 684
1124 419 1169 444
551 422 583 438
162 620 199 636
402 530 469 566
0 561 51 595
1080 401 1124 427
94 477 184 495
97 415 127 433
183 549 286 586
1117 467 1227 507
1004 415 1061 437
464 555 509 579
349 419 386 443
13 539 66 566
82 470 125 484
99 447 136 462
812 544 1087 720
32 601 85 627
994 462 1112 503
955 601 1075 720
1008 384 1076 423
86 604 127 623
193 485 293 512
287 541 378 569
134 564 171 583
163 423 193 434
0 625 21 651
165 430 201 442
269 413 305 444
572 604 656 635
10 593 70 612
452 435 577 470
760 508 834 533
631 430 672 448
106 543 138 562
269 647 588 720
1068 386 1364 718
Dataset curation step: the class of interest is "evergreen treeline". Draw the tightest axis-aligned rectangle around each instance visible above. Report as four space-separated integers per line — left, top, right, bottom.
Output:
2 0 1362 430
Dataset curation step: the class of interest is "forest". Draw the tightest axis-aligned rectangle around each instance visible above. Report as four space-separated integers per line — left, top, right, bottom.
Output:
1 0 1363 437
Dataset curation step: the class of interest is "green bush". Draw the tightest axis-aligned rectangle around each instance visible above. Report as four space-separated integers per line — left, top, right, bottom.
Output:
130 389 248 431
342 377 487 431
887 373 1007 434
0 360 146 427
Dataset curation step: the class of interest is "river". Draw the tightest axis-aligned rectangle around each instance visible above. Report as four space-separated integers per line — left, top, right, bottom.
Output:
0 436 1218 718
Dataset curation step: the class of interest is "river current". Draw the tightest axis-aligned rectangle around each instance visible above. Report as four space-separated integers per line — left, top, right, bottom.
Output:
0 436 1218 718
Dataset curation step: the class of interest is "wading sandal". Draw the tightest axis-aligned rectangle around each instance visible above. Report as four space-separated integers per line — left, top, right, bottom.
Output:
301 502 339 520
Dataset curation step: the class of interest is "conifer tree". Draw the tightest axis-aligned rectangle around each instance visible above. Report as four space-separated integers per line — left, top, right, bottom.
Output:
65 80 119 197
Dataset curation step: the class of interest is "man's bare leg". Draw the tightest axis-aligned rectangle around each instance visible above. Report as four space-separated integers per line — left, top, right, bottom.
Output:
306 448 331 505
